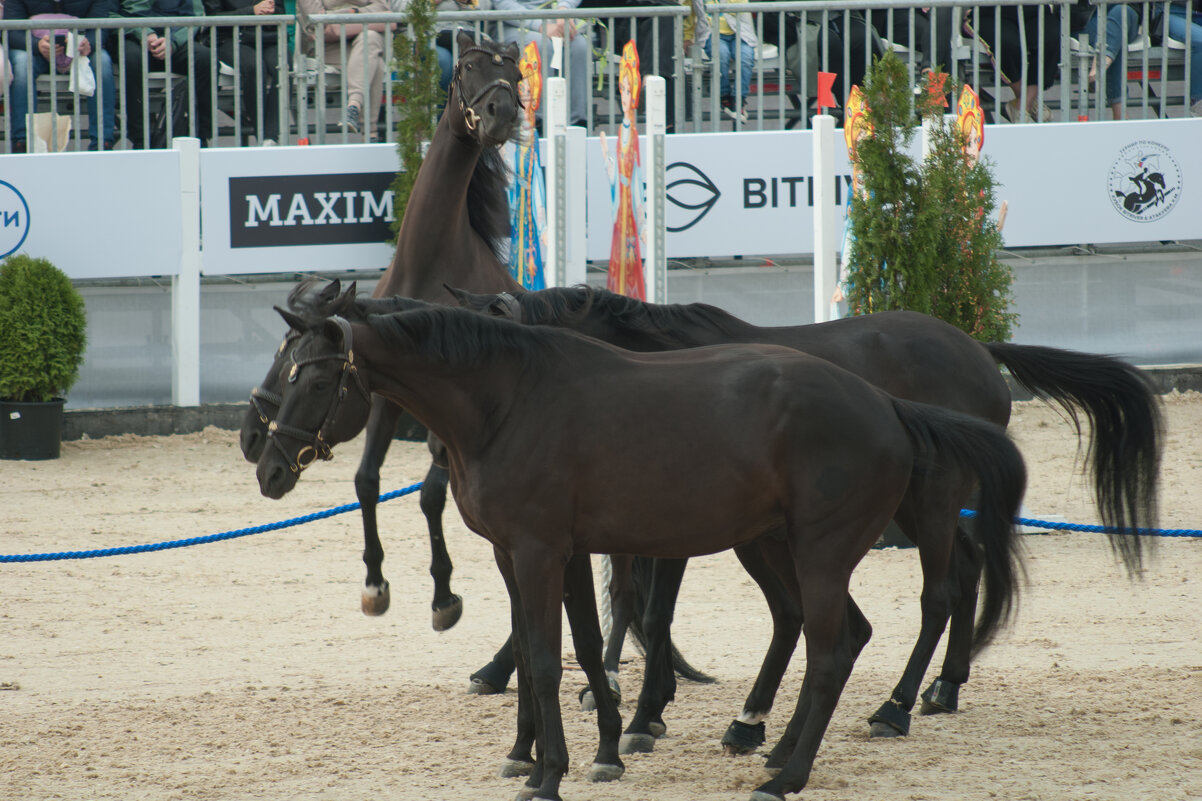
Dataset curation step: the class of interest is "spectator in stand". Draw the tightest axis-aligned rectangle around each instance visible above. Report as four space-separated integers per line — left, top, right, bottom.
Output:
114 0 216 147
493 0 590 127
698 0 757 123
4 0 118 152
1071 0 1138 120
1156 1 1202 117
203 0 282 145
963 3 1061 123
868 6 953 76
297 0 392 138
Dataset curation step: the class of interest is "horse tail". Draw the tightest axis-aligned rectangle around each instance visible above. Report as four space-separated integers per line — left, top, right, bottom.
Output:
986 342 1162 575
629 557 718 684
891 398 1027 654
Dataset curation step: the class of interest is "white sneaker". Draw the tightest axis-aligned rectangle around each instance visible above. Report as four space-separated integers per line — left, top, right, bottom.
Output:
1191 99 1202 118
261 138 277 147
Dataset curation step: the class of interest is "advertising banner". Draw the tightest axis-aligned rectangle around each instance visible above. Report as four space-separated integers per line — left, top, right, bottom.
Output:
199 143 399 275
0 150 181 279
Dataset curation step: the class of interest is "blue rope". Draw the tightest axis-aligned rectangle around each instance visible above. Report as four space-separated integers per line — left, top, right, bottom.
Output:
959 510 1202 538
0 482 423 563
3 486 1198 563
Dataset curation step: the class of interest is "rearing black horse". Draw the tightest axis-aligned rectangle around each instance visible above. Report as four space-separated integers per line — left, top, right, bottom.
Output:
448 284 1161 751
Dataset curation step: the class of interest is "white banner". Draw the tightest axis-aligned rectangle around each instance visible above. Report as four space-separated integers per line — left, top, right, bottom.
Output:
585 119 1202 260
0 150 181 279
199 143 399 275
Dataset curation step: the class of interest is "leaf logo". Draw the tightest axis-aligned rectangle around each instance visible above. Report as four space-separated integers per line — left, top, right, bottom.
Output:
665 162 720 233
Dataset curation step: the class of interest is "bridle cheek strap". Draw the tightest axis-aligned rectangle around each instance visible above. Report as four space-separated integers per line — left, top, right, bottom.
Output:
267 316 371 474
453 47 519 132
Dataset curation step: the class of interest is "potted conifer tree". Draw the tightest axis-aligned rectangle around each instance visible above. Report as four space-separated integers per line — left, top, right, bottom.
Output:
0 254 88 460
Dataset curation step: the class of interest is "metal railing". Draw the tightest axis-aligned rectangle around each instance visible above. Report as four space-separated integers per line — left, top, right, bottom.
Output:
0 1 1194 152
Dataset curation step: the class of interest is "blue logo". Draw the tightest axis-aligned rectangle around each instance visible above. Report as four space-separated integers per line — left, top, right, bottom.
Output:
0 180 31 258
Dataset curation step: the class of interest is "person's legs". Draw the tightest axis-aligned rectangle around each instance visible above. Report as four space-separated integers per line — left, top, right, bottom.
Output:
1086 5 1138 117
564 27 591 125
85 46 116 146
341 29 386 128
1164 5 1202 106
715 33 734 100
436 43 453 94
120 44 148 147
8 48 51 147
736 36 755 102
172 43 215 142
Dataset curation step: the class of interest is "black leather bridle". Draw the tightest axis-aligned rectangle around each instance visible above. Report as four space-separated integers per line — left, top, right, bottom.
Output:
266 317 371 474
452 45 520 133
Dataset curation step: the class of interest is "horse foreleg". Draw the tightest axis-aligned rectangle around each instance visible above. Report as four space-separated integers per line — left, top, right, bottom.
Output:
468 634 516 695
355 397 400 616
721 536 804 757
562 554 625 782
621 556 687 753
422 434 462 631
920 525 984 715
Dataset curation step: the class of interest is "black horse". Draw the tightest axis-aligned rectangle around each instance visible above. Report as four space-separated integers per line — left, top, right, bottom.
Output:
256 299 1028 801
448 284 1161 750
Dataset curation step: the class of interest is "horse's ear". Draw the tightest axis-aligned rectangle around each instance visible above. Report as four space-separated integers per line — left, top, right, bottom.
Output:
317 279 341 304
504 41 520 62
322 316 350 349
275 305 307 333
444 284 471 306
332 281 357 314
456 29 474 53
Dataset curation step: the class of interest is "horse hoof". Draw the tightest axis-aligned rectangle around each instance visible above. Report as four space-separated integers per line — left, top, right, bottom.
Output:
870 721 907 738
579 686 596 712
648 718 667 738
619 733 656 754
589 762 625 783
721 720 766 756
499 758 535 778
868 700 911 737
360 582 390 616
919 679 960 715
750 789 785 801
431 594 463 631
467 676 503 695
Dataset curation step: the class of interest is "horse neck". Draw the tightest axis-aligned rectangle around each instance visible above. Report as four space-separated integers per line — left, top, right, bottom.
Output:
355 320 523 458
379 111 518 304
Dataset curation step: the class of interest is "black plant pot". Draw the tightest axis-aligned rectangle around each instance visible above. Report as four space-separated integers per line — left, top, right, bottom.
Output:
0 398 65 460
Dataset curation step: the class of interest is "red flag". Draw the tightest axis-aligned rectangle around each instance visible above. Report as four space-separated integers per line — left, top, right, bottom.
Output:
816 72 837 110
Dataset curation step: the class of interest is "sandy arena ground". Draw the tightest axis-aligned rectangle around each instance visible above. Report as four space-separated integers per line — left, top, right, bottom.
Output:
1 393 1200 801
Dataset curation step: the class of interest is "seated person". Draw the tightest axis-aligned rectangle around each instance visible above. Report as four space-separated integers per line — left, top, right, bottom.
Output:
113 0 216 147
963 3 1061 123
297 0 392 138
1071 0 1138 120
203 0 282 145
697 0 758 122
391 0 492 97
4 0 118 152
1155 1 1201 117
493 0 591 127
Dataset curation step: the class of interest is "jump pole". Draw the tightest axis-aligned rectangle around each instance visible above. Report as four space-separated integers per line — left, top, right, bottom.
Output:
811 112 837 324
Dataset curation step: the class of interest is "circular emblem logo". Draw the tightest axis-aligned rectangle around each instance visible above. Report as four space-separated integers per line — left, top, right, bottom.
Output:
1107 140 1182 223
0 180 31 258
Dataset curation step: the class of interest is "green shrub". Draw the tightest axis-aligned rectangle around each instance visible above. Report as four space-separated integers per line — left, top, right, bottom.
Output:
0 254 88 402
844 51 1016 341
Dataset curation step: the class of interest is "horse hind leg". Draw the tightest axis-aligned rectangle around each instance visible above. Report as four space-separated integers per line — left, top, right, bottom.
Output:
921 524 983 715
722 537 804 757
580 555 632 712
868 497 960 738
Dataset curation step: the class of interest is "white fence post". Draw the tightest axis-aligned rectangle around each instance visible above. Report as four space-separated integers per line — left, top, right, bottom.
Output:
545 76 568 287
811 114 836 323
172 137 201 407
644 75 666 304
565 125 588 287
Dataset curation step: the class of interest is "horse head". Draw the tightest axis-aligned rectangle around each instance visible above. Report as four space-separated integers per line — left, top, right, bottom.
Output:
256 307 375 499
240 279 357 464
449 30 521 148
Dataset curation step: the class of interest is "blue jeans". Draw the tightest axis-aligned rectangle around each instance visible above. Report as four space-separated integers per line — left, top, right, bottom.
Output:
1160 4 1202 102
8 37 115 145
436 44 453 93
704 32 756 101
1084 4 1138 104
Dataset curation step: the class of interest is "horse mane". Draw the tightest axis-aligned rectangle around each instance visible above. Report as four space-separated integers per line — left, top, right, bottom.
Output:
366 305 561 372
287 279 435 320
467 145 513 261
515 285 750 347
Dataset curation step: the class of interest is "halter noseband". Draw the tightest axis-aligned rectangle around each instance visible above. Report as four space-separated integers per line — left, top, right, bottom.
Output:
452 46 519 133
267 316 371 474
